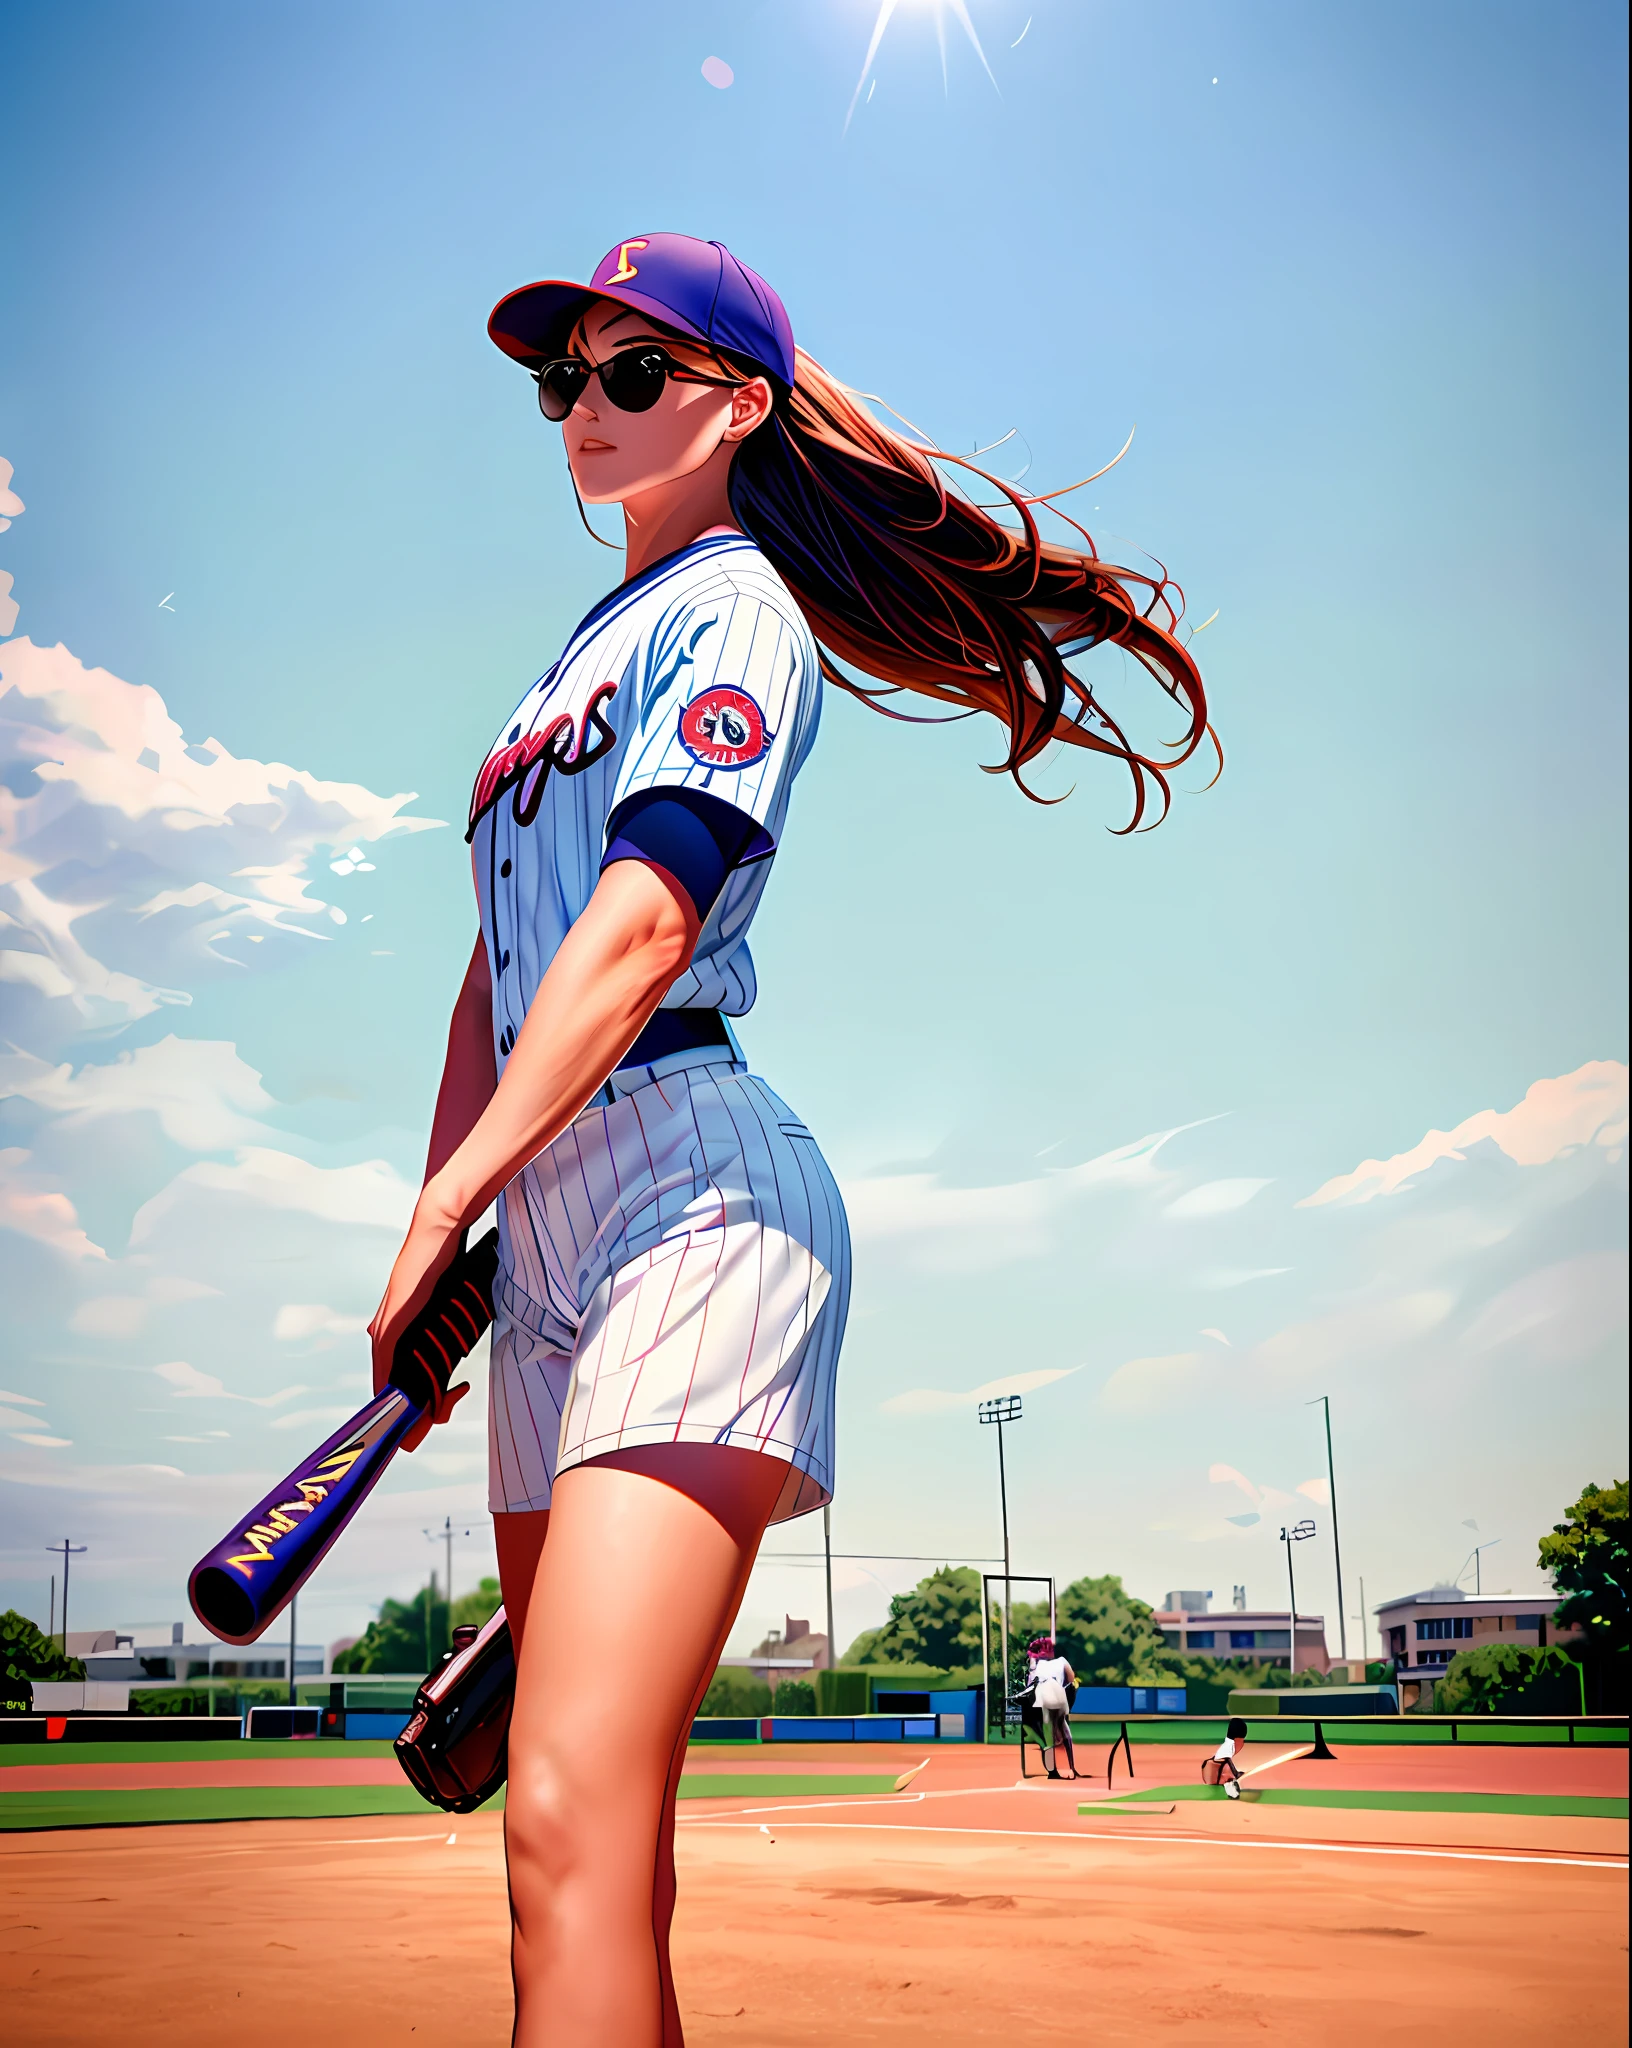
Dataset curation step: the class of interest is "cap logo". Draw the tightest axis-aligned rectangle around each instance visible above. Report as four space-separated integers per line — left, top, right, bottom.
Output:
605 239 649 285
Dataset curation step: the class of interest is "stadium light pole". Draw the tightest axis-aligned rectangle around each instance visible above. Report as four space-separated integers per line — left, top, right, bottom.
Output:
1279 1521 1315 1676
1307 1395 1348 1661
822 1505 836 1684
978 1395 1023 1712
1458 1538 1501 1594
46 1541 86 1655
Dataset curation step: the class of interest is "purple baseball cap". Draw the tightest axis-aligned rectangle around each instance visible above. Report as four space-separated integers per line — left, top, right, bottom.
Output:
489 233 796 387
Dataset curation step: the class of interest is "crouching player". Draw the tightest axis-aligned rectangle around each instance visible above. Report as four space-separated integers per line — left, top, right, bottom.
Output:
1203 1717 1250 1798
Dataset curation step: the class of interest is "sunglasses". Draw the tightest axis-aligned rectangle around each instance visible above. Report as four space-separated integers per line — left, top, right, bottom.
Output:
532 346 743 422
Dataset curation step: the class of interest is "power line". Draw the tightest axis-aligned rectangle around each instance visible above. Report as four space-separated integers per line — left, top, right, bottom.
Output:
757 1552 1003 1563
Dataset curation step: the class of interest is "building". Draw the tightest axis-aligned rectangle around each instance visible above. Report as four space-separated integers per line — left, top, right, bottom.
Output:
720 1616 831 1699
31 1621 327 1712
1373 1587 1573 1673
1151 1590 1330 1674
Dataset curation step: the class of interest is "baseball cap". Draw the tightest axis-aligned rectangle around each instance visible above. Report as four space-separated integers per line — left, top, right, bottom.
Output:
488 233 796 387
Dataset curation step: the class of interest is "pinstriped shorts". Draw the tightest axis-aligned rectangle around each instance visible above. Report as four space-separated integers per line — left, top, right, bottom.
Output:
487 1051 850 1524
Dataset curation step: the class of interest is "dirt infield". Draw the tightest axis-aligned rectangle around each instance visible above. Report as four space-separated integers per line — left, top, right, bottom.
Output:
2 1747 1626 2047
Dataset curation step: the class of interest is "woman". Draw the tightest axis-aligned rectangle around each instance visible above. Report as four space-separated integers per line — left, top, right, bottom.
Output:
1025 1633 1080 1780
370 233 1210 2047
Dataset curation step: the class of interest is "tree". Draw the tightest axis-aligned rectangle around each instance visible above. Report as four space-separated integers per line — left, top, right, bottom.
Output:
1053 1575 1170 1686
1 1610 84 1713
332 1574 506 1675
452 1577 504 1635
333 1580 448 1675
1436 1643 1583 1716
865 1567 985 1669
1539 1480 1629 1657
773 1678 816 1713
699 1666 771 1716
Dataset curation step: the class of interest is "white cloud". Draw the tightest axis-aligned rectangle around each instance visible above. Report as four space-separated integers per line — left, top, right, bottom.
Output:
12 1433 71 1447
1100 1351 1214 1415
131 1147 416 1243
844 1120 1211 1272
269 1404 363 1432
880 1365 1082 1417
1301 1061 1628 1207
0 1405 53 1430
0 1147 107 1258
0 637 442 1053
274 1302 371 1342
0 1037 275 1149
1165 1178 1272 1219
1459 1252 1627 1366
1250 1290 1456 1386
0 1389 45 1406
153 1360 308 1407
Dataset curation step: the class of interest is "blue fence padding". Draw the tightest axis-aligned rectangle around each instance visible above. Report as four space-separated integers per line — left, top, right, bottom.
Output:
902 1717 938 1740
1073 1686 1132 1714
345 1710 411 1740
766 1717 853 1740
927 1689 980 1737
690 1716 761 1741
1155 1689 1187 1715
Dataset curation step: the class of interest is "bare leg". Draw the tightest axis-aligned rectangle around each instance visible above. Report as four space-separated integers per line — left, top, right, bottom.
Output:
504 1443 787 2048
495 1507 550 1653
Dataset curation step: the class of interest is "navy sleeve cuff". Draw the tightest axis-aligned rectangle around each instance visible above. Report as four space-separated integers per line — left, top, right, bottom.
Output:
602 788 773 923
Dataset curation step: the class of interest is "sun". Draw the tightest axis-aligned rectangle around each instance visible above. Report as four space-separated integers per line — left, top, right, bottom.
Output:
843 0 1000 134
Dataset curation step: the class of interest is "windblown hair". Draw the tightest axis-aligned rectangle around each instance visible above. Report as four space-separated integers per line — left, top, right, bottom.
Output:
727 348 1216 828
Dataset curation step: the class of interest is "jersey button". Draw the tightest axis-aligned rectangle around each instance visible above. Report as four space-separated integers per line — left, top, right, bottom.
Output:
500 859 513 878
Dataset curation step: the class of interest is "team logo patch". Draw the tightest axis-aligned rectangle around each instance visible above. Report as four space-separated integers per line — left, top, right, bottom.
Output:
678 686 772 769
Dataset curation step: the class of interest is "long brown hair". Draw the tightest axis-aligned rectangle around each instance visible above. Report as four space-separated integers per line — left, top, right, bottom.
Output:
728 349 1214 828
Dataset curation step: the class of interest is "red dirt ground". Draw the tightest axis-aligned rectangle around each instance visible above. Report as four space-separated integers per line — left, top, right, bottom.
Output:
2 1741 1625 2045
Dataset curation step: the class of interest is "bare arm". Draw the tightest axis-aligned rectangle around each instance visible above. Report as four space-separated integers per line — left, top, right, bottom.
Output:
424 934 498 1184
370 860 699 1412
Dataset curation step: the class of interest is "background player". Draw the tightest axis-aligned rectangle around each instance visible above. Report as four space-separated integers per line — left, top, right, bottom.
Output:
1026 1633 1080 1780
368 232 1211 2046
1204 1717 1251 1798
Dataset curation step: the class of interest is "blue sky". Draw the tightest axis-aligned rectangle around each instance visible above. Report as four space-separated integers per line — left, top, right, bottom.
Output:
2 1 1626 1662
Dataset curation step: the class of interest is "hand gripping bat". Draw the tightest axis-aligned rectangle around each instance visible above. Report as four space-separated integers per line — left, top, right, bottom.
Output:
187 1228 501 1646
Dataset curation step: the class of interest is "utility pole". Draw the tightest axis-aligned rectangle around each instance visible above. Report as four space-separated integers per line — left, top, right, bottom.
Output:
424 1519 472 1656
822 1505 836 1685
288 1592 298 1707
46 1541 86 1655
1307 1395 1348 1660
48 1575 55 1646
978 1395 1023 1716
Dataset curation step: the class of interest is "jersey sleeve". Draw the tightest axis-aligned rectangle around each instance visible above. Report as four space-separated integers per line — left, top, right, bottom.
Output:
606 584 818 848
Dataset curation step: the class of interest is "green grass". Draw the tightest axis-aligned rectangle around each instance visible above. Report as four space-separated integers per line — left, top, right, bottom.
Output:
1084 1786 1628 1818
0 1771 903 1831
676 1774 899 1800
0 1785 485 1830
1066 1718 1628 1748
0 1739 398 1767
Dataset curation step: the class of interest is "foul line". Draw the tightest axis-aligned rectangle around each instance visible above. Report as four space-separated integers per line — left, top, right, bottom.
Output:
680 1791 928 1818
677 1818 1627 1871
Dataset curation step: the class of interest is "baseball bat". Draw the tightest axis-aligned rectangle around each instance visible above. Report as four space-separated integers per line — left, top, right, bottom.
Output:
187 1228 501 1646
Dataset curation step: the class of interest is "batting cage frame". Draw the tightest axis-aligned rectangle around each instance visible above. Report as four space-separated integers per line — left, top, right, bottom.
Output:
979 1572 1055 1754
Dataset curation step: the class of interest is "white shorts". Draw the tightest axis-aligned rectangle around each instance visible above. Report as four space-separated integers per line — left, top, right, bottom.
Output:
487 1050 849 1524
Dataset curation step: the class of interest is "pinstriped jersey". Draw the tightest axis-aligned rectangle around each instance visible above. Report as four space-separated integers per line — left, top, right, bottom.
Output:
468 532 822 1069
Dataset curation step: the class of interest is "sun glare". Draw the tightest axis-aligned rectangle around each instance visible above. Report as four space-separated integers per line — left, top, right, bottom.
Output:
843 0 1001 134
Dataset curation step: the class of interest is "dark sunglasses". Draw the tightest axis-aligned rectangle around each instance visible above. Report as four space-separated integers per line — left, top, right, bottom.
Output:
532 346 743 422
